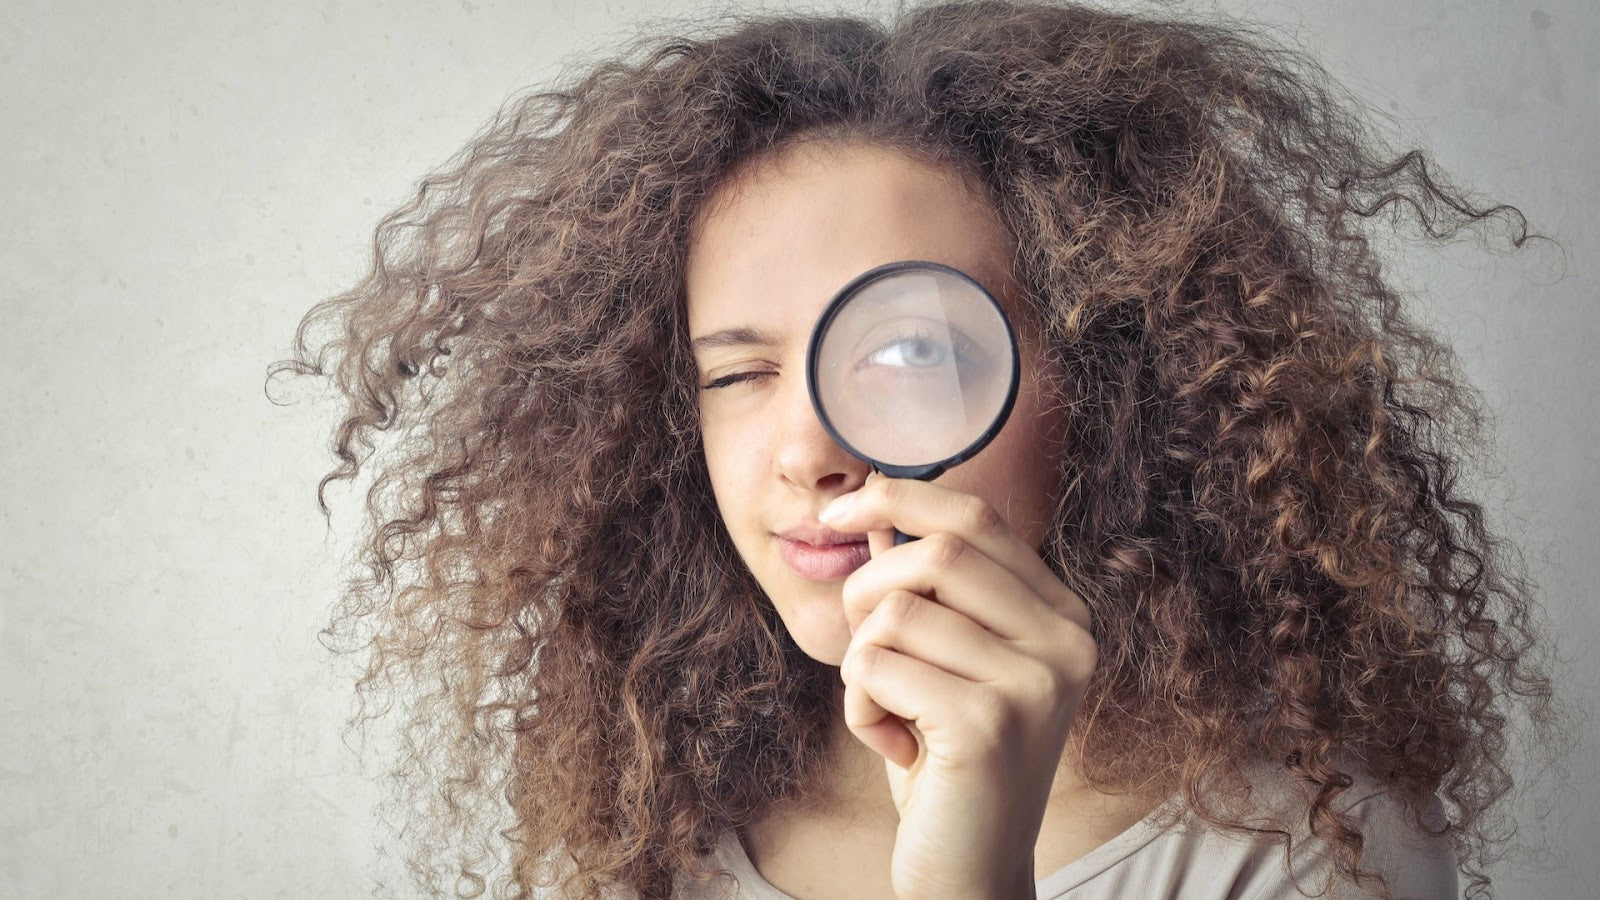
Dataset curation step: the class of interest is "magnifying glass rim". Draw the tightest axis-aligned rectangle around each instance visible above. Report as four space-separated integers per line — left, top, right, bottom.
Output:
805 259 1022 480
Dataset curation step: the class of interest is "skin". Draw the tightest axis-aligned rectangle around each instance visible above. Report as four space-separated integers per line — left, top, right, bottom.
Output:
686 140 1138 899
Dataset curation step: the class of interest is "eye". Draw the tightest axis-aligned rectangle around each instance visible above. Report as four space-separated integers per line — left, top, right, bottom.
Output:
852 323 982 376
700 371 771 391
862 329 949 369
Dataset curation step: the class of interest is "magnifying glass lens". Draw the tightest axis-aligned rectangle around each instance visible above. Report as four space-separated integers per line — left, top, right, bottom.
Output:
810 265 1016 471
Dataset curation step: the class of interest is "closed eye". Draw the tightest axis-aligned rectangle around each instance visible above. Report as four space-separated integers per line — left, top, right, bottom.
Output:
700 371 773 390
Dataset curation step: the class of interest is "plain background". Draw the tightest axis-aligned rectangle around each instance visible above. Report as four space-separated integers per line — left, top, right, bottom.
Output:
2 0 1594 897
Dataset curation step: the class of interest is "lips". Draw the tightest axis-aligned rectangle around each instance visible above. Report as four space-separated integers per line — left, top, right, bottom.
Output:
776 524 871 581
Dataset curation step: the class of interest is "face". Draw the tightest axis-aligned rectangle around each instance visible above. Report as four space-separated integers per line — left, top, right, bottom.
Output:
685 141 1062 666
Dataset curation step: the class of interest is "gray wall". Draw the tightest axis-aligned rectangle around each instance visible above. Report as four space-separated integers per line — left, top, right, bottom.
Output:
2 1 1593 897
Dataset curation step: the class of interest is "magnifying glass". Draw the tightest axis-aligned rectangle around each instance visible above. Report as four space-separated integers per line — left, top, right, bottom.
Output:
806 260 1021 546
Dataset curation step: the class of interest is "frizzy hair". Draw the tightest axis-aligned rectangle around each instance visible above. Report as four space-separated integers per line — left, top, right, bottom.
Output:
268 2 1556 897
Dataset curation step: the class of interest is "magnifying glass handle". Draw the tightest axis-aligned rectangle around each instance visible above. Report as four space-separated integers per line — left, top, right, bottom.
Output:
893 529 916 546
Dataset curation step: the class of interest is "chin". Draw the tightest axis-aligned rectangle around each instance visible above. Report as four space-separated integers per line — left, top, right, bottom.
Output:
793 634 848 668
771 589 852 667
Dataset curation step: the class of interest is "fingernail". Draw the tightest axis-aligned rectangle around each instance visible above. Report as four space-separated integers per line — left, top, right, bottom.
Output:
819 494 853 523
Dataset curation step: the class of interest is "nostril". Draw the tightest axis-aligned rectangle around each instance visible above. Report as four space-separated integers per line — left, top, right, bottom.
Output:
815 472 851 491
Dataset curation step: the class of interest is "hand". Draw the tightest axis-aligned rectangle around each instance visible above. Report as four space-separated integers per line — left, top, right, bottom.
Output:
819 475 1096 900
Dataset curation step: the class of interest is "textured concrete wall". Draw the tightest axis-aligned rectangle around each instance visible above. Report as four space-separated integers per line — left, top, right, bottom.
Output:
3 1 1593 896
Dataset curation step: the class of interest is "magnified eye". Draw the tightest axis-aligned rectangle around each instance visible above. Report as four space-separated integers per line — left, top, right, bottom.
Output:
864 329 949 369
808 262 1017 470
852 321 985 378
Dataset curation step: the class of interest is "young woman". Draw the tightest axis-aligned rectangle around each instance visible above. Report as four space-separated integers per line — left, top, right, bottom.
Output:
273 2 1554 897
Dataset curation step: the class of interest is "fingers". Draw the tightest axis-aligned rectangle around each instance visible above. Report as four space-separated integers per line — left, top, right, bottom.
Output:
842 588 1002 769
827 475 1099 773
821 475 1091 632
848 588 1013 682
842 535 1043 645
842 676 920 770
866 525 895 558
841 640 962 772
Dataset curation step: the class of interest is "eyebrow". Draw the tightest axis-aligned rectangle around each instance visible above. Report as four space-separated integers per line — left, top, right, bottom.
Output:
688 326 780 354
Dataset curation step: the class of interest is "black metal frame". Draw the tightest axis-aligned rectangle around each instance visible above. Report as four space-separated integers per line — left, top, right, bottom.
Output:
804 259 1022 483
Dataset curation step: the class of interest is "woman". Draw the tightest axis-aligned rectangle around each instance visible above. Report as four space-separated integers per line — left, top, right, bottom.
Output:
271 2 1554 897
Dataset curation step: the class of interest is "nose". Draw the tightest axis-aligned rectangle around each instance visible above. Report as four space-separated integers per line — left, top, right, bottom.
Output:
773 370 870 495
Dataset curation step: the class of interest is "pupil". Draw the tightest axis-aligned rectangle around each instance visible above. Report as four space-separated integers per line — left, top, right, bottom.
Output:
903 337 943 366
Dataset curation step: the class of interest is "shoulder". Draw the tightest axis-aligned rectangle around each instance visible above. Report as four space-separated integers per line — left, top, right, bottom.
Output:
1331 785 1459 900
1224 762 1460 900
669 831 754 900
1021 763 1459 900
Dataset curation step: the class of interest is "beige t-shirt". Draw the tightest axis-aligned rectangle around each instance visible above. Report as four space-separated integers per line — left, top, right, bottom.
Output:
671 781 1459 900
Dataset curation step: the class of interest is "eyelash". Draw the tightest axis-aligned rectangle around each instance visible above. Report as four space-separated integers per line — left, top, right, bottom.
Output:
700 371 771 391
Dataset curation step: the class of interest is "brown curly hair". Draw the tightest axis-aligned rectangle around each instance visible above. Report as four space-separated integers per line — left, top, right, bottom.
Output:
268 2 1557 897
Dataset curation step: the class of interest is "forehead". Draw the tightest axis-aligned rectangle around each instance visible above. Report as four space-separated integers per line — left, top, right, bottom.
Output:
684 142 1017 334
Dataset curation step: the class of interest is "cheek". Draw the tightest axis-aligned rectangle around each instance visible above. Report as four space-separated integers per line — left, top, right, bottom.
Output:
700 420 737 505
699 405 763 524
953 429 1055 530
943 369 1063 542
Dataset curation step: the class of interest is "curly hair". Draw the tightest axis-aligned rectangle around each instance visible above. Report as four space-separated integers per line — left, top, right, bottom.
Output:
268 2 1556 897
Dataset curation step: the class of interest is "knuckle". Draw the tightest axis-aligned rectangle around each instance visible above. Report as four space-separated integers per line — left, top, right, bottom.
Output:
881 589 921 627
1018 657 1065 707
873 475 901 506
962 689 1023 746
1058 623 1099 681
961 495 1004 536
922 532 968 570
851 644 879 678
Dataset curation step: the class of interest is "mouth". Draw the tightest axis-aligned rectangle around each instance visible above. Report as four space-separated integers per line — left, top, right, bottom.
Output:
776 525 871 581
